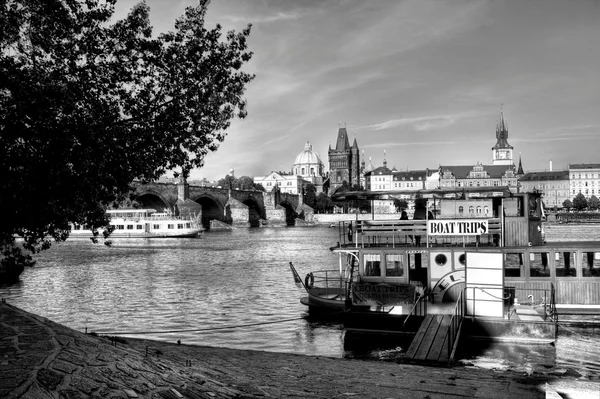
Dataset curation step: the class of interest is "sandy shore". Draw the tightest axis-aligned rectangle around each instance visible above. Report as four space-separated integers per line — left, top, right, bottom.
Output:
1 301 598 398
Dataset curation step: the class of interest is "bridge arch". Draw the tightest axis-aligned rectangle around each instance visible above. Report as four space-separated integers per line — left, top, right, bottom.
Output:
193 194 225 229
135 191 172 211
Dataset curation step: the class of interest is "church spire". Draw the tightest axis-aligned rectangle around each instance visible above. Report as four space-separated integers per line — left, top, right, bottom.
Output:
383 150 387 168
517 153 524 175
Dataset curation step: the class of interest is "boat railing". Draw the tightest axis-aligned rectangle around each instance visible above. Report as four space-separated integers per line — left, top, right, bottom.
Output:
308 270 346 297
336 218 502 248
447 288 466 363
505 284 558 322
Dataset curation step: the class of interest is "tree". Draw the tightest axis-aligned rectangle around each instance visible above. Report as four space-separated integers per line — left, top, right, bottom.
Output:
216 175 263 191
304 183 317 209
572 193 588 211
315 193 333 214
0 0 254 272
588 195 600 211
562 199 573 211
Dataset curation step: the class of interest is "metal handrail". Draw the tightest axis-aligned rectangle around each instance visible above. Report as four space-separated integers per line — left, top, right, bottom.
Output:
402 290 430 328
447 288 465 362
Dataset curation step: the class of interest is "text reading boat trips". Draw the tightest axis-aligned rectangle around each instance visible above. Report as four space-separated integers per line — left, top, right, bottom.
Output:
428 219 488 236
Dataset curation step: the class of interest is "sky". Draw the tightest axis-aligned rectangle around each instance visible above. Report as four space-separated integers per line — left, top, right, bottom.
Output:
112 0 600 182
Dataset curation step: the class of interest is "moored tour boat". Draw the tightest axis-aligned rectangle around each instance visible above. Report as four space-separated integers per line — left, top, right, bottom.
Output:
70 209 203 239
291 187 600 363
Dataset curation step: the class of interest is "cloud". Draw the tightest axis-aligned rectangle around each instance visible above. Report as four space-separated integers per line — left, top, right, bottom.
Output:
226 10 305 24
362 115 462 132
514 125 600 144
362 140 458 149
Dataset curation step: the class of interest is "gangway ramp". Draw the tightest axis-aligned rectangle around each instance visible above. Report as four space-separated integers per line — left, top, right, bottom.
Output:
404 314 453 365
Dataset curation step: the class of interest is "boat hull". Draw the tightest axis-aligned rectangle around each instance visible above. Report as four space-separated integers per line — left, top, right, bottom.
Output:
69 229 201 239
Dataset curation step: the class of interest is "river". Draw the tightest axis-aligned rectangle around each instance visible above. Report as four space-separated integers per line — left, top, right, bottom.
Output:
1 227 599 379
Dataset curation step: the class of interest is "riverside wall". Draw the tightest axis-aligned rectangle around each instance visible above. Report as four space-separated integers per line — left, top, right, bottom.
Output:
543 223 600 242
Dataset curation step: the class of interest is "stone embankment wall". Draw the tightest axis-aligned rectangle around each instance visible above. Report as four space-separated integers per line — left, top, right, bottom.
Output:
543 223 600 242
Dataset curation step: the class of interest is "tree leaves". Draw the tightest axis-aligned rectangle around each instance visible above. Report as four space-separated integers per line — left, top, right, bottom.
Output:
0 0 253 269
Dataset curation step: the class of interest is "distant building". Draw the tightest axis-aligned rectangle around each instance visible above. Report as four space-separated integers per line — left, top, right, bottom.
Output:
518 171 570 209
328 126 360 194
568 163 600 200
364 165 435 214
253 172 303 195
440 108 522 192
492 108 514 166
292 141 325 193
439 162 520 191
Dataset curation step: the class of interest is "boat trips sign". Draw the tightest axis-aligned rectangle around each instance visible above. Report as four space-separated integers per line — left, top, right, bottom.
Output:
353 283 415 305
428 219 488 236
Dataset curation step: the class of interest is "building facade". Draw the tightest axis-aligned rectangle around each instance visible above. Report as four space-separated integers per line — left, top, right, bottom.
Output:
365 166 434 214
328 127 360 194
568 163 600 200
253 172 303 195
518 171 570 209
439 163 520 191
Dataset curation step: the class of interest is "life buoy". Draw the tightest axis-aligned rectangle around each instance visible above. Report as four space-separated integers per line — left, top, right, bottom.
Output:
305 273 314 289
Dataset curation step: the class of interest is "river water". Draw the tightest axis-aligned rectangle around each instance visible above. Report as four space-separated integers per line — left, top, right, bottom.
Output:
1 227 599 379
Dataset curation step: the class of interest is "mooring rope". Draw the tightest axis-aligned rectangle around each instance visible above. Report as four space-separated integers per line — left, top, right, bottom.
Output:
96 311 346 336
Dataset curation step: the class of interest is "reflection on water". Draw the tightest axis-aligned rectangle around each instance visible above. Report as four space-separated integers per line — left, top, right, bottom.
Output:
0 227 599 376
1 228 345 357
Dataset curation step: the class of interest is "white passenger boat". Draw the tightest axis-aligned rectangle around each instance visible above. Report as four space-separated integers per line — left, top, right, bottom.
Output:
70 209 203 239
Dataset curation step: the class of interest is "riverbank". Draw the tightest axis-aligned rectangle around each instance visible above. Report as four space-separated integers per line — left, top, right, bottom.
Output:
1 302 599 398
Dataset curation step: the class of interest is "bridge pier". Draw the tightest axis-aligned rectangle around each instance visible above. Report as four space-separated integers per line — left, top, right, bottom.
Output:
226 197 250 227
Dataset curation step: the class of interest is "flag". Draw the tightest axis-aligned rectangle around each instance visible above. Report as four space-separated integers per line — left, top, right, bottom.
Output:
289 262 304 290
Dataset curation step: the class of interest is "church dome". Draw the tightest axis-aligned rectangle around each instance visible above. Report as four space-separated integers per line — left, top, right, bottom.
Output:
293 141 324 177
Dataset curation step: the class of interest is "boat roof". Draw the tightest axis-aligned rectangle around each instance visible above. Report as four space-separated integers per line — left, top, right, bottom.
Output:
106 209 156 213
331 186 515 201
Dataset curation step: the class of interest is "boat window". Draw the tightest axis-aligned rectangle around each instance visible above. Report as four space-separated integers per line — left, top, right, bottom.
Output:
127 225 134 230
504 253 523 277
177 224 184 229
385 254 403 277
153 224 160 229
582 252 600 277
116 225 124 230
136 225 143 230
185 223 191 228
555 252 577 277
529 252 550 278
364 254 381 277
168 224 174 229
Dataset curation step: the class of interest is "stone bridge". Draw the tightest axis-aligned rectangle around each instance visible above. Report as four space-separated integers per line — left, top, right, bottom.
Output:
132 180 310 229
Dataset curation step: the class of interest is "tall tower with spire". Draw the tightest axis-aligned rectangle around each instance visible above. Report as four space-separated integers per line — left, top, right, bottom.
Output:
492 105 514 166
328 124 360 194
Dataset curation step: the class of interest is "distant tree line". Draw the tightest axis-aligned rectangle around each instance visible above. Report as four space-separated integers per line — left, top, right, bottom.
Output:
562 193 600 212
